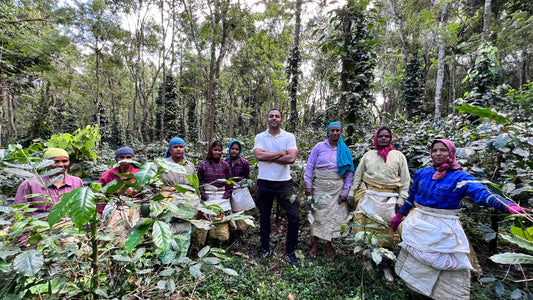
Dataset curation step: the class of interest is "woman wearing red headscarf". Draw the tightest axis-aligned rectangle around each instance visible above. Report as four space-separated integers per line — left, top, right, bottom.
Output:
390 139 528 300
351 126 410 281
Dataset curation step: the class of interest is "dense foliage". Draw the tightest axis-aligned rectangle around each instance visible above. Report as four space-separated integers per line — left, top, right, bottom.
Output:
2 0 531 145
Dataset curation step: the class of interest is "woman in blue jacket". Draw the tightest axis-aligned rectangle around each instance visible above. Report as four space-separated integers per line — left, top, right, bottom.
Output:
390 139 528 300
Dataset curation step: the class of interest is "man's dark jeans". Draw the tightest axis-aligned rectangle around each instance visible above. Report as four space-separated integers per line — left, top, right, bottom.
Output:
255 179 300 253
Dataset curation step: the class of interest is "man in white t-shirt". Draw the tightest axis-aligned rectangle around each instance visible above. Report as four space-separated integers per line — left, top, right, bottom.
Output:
253 109 300 267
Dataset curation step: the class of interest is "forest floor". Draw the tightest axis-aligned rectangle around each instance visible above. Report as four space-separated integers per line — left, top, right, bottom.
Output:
167 206 532 300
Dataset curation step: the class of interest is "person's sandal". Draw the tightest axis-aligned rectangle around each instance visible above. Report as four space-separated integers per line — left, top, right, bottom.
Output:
308 249 318 260
326 251 336 261
383 266 394 283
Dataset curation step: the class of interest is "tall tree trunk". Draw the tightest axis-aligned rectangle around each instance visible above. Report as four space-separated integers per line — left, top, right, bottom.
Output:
203 0 237 142
95 45 101 149
0 87 5 147
519 49 525 87
434 3 448 122
159 0 167 142
420 42 432 104
204 27 218 143
31 81 52 139
7 92 17 138
141 94 151 143
135 83 143 144
482 0 492 42
286 0 302 133
338 14 352 121
451 48 456 106
388 0 409 66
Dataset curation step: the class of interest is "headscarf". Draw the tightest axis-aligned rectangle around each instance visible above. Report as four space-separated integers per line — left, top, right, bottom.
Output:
374 126 394 163
164 137 186 158
115 147 134 162
431 139 462 180
327 122 354 177
206 140 223 162
43 148 69 159
227 140 243 159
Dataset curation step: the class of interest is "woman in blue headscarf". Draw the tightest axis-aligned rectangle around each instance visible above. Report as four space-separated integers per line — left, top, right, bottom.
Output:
224 140 254 244
160 137 196 188
304 122 354 261
224 140 250 181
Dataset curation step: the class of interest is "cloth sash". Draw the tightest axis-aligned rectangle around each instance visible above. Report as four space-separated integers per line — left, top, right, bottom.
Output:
308 169 348 241
352 180 401 247
395 249 470 299
363 176 403 191
396 205 473 298
102 200 141 245
173 191 200 208
161 185 200 208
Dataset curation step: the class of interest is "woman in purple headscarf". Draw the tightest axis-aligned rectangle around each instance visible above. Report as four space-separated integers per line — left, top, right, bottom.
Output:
390 139 528 300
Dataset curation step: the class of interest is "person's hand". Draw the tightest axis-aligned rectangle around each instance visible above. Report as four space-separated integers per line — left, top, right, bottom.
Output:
338 195 347 204
390 213 404 232
305 188 313 196
125 187 137 197
395 203 402 213
508 204 530 214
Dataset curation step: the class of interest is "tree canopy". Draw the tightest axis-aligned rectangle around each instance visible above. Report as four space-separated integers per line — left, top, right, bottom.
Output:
1 0 532 147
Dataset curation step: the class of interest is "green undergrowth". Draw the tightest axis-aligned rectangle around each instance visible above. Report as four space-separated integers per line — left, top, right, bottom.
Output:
178 248 417 300
174 217 419 300
174 208 532 300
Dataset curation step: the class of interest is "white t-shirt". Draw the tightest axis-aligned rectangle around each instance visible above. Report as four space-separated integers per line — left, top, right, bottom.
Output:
253 129 297 181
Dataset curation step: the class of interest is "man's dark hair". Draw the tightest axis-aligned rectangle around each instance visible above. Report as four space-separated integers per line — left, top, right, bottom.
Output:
268 108 282 118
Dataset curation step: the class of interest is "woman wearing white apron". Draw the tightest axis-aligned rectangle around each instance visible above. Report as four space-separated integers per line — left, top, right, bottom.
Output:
351 126 410 281
391 139 528 299
304 122 354 261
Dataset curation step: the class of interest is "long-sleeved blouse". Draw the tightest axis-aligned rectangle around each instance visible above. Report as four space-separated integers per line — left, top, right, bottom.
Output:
197 160 233 201
352 149 410 203
159 157 196 187
223 157 250 181
304 140 353 197
398 167 512 216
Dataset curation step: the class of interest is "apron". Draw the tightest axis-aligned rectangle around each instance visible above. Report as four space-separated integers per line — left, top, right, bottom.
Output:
396 204 473 299
308 169 348 241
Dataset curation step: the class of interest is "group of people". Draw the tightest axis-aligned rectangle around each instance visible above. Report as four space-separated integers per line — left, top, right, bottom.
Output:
254 109 527 299
14 108 529 299
302 120 527 299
